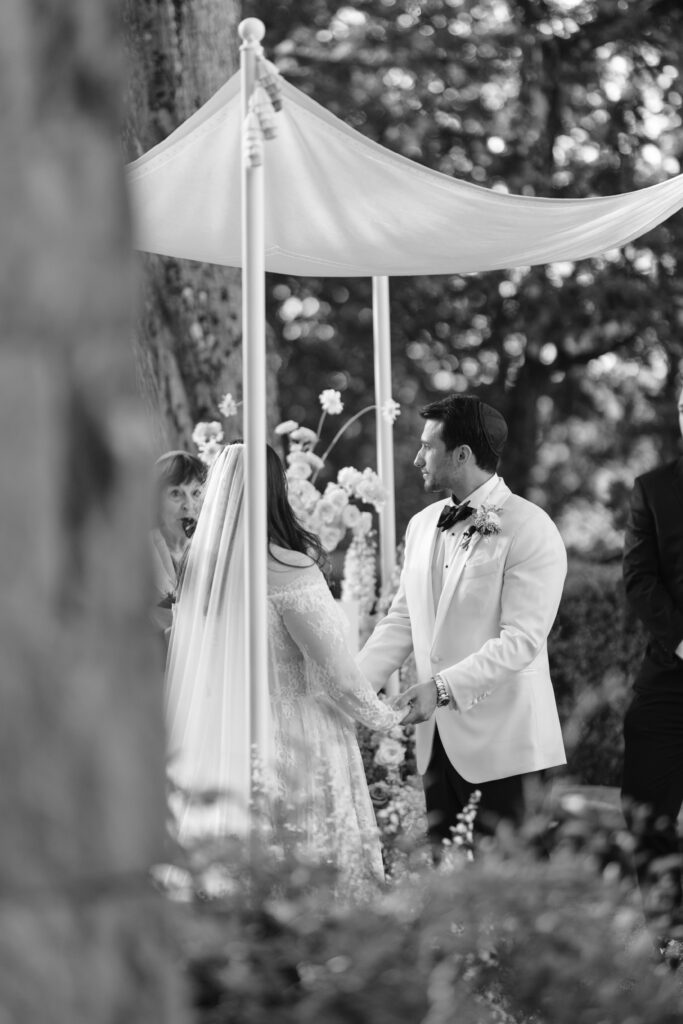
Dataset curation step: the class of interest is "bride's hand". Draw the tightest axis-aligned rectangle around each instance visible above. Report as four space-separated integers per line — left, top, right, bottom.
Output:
393 680 437 725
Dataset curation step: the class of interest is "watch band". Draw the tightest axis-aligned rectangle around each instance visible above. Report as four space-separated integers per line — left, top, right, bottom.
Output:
433 673 451 708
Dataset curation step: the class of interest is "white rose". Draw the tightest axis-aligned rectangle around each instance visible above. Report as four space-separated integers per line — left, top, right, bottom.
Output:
319 525 344 552
324 484 349 510
316 498 342 525
287 478 320 511
374 737 405 768
286 459 312 480
337 466 363 491
341 504 362 528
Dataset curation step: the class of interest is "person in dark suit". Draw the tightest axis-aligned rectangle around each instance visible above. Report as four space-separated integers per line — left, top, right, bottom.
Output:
622 381 683 966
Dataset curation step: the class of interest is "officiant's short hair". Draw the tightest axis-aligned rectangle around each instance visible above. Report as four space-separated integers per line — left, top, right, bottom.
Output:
419 395 507 472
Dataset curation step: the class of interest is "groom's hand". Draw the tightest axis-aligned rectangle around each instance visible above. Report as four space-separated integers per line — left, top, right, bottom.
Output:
394 680 437 725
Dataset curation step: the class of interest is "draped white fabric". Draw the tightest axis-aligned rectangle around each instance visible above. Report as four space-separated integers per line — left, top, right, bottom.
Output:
165 445 259 838
126 71 683 277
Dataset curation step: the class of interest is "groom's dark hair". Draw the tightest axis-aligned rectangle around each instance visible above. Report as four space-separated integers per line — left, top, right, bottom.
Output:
419 395 507 473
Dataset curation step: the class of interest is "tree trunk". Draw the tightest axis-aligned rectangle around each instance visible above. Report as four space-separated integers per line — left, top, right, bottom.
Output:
122 0 279 450
0 1 185 1020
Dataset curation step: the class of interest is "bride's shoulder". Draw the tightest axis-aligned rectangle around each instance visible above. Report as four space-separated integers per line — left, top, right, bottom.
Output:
267 544 323 587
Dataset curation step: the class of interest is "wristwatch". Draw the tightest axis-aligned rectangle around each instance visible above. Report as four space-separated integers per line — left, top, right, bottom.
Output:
432 673 451 708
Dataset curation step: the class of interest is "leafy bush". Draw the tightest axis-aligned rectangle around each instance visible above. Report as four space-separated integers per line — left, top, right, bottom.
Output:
161 811 683 1024
548 558 646 786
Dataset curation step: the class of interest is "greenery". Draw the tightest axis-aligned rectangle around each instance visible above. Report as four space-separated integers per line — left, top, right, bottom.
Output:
549 557 645 785
233 0 683 549
163 811 683 1024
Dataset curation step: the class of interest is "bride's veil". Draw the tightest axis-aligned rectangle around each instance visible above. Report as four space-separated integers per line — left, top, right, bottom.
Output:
165 443 260 838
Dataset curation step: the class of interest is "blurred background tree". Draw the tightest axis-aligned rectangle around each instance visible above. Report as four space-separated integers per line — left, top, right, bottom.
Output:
240 0 683 550
121 0 279 451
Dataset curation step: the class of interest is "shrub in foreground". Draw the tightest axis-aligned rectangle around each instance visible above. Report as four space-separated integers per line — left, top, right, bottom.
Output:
159 813 682 1024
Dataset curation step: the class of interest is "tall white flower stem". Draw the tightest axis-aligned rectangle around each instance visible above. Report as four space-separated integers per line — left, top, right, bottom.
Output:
314 404 376 473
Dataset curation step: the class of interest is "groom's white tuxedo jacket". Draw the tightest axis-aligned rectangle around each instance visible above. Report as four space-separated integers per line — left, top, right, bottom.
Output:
358 477 567 782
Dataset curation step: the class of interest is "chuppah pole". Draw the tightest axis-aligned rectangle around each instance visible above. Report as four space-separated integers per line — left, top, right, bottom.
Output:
372 275 399 695
239 18 272 795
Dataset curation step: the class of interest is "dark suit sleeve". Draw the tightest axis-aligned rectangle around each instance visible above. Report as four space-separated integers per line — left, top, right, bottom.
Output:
623 476 683 655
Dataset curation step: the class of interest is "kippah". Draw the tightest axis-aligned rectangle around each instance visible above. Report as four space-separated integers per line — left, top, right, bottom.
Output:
477 401 508 456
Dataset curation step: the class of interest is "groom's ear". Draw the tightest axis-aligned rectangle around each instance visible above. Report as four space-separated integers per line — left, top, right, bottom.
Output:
455 444 472 464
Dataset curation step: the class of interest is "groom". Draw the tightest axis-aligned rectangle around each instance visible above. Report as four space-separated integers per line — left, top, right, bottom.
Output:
358 394 567 849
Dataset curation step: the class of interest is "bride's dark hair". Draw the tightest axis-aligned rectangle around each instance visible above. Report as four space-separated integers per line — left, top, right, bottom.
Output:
266 444 327 570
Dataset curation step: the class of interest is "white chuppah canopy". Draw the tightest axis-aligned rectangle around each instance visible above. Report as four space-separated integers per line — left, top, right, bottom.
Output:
127 69 683 277
127 19 683 819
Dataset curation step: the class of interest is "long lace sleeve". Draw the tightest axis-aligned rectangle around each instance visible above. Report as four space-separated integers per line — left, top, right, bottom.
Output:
272 567 402 734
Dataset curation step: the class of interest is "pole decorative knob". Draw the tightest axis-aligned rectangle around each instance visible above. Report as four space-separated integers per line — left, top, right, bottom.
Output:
238 18 266 44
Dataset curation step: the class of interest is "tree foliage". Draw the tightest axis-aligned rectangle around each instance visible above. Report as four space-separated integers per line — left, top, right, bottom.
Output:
244 0 683 542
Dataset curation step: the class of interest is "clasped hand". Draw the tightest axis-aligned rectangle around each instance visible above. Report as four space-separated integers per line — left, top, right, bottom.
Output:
392 680 437 726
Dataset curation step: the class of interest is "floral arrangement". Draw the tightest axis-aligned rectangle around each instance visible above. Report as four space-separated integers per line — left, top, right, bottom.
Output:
461 503 503 551
275 388 400 627
191 419 226 466
190 387 400 630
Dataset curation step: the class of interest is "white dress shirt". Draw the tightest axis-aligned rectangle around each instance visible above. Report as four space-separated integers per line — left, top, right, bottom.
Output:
431 475 501 704
431 474 501 606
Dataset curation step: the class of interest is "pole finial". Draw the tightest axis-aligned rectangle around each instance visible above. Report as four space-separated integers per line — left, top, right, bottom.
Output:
239 18 266 44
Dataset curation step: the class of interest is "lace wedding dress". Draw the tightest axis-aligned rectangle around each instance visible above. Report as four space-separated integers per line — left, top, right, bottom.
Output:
165 445 401 899
267 547 401 897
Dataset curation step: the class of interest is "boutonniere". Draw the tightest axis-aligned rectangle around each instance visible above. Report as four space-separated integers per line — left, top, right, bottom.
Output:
461 504 503 551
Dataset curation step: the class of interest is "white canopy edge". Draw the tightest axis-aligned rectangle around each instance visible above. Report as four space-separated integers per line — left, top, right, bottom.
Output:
126 71 683 278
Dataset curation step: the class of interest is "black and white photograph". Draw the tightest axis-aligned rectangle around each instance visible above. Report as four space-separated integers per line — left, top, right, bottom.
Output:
3 0 683 1021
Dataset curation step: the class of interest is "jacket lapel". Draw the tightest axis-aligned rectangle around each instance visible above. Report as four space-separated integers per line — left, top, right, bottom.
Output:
420 500 449 627
433 480 512 637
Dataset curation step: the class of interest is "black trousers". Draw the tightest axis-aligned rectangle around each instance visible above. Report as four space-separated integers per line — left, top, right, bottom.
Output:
622 689 683 945
423 726 526 851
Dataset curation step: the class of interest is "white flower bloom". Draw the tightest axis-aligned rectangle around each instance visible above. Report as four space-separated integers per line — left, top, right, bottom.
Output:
341 531 377 622
286 459 312 480
318 388 344 415
274 419 299 435
323 484 349 510
337 466 363 491
353 511 373 536
192 421 224 447
341 504 362 528
316 498 342 525
287 477 320 511
198 438 223 466
375 737 405 768
218 393 238 418
318 525 344 552
355 469 388 510
381 399 401 425
290 450 324 472
289 426 318 448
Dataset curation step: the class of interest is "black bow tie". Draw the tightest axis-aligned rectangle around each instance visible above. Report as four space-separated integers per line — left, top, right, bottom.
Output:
436 502 474 533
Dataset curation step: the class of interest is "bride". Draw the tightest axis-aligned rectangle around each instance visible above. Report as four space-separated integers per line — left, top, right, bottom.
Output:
165 442 404 894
